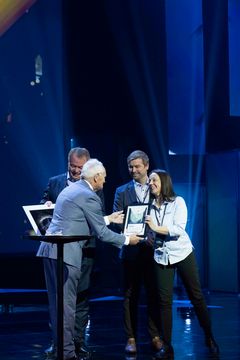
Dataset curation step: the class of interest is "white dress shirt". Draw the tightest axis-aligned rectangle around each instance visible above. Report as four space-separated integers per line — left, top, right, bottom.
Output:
150 196 193 265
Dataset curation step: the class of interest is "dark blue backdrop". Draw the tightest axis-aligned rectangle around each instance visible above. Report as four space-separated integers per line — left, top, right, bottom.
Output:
0 0 239 291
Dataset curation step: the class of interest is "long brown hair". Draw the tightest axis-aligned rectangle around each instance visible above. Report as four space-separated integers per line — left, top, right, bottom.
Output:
149 169 176 202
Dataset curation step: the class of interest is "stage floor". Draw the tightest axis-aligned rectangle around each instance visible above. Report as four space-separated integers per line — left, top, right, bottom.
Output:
0 291 239 360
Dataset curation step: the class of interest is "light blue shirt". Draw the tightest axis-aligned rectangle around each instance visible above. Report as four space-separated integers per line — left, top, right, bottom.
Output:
150 196 193 265
133 179 149 203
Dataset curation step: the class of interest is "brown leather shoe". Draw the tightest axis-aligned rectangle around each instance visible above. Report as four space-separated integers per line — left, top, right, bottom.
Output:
125 338 137 354
152 336 164 351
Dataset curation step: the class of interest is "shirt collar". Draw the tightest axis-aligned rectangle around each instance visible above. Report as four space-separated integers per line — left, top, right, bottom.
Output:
83 179 94 191
152 199 168 208
133 179 149 187
67 172 79 183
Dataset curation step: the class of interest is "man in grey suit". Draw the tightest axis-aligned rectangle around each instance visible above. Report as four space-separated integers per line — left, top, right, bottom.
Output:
40 147 104 358
37 159 140 360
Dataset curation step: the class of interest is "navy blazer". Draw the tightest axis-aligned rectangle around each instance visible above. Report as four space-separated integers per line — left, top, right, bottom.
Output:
113 181 139 214
40 173 68 204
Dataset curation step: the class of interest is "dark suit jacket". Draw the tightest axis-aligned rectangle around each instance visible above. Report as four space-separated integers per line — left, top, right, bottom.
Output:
37 180 126 269
40 172 105 249
113 180 147 260
40 173 68 204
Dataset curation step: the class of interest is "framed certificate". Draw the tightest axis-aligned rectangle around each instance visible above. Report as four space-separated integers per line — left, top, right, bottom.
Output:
22 204 55 235
123 204 149 236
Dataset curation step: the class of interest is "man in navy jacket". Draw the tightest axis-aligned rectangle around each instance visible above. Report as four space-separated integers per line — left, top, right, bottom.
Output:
113 150 162 355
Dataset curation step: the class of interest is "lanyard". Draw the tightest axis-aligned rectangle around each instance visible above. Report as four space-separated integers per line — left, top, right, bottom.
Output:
135 188 149 204
154 203 167 226
153 203 168 250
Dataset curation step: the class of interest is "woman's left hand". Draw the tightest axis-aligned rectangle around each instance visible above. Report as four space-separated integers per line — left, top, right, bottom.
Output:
145 215 157 232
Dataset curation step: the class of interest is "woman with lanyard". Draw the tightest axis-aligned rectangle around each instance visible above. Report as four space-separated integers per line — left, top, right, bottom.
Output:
145 169 219 359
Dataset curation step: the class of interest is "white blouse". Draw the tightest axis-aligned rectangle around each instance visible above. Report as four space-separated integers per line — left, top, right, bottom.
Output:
150 196 193 265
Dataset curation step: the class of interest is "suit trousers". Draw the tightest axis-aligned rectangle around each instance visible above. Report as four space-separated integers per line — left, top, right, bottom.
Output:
122 244 160 340
43 258 81 359
74 254 95 345
154 251 212 345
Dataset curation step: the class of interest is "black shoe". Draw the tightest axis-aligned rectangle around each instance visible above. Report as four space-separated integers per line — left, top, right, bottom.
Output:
47 353 78 360
45 342 56 355
45 342 57 358
205 337 220 356
154 344 174 359
75 342 92 358
45 353 57 360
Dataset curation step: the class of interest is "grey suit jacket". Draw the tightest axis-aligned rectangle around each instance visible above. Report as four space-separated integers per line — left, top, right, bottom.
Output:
37 180 126 268
39 172 105 249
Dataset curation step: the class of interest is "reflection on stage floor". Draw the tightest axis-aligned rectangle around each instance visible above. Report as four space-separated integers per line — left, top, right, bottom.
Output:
0 291 239 359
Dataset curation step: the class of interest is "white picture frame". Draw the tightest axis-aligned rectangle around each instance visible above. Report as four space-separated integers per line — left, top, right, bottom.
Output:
22 204 55 235
123 204 149 236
